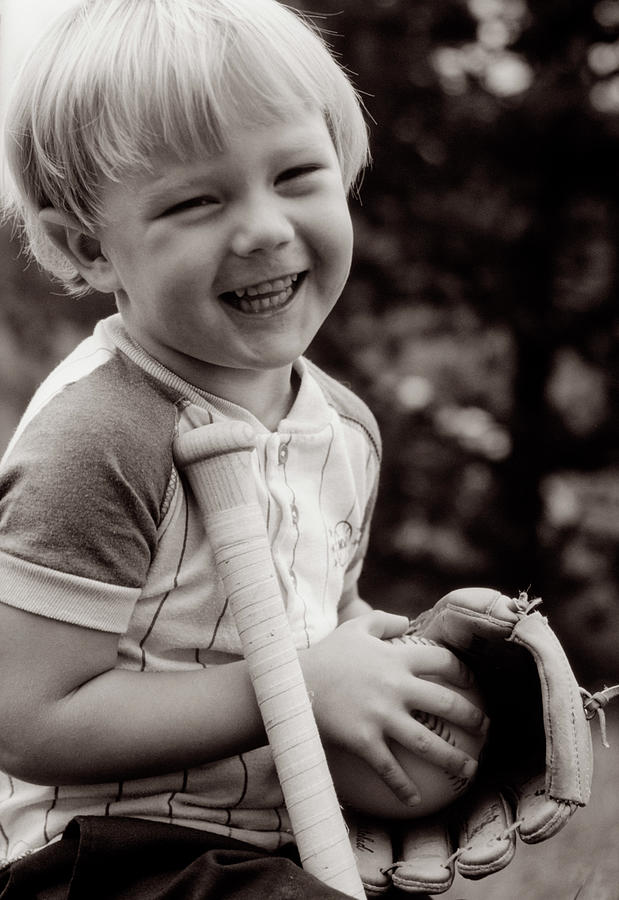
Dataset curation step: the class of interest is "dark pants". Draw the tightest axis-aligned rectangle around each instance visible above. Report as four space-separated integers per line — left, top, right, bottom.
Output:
0 816 355 899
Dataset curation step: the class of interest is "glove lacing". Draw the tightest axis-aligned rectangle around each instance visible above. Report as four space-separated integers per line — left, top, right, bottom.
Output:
580 684 619 749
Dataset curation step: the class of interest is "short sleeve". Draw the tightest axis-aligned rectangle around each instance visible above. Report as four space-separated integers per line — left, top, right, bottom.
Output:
0 354 179 631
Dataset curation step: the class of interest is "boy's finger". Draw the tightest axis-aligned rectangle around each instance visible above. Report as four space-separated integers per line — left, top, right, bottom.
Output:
405 678 489 735
362 744 422 808
393 636 473 687
391 717 480 782
360 610 410 641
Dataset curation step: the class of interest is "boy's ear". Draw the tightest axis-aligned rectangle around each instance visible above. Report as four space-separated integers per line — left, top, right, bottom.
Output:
38 208 122 294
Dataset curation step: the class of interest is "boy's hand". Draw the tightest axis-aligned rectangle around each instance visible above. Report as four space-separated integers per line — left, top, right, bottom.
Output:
300 610 487 807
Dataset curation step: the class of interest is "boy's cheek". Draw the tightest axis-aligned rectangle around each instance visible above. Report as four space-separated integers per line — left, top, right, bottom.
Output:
312 201 353 255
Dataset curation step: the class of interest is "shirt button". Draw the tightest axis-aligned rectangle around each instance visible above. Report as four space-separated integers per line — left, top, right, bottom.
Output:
278 443 288 464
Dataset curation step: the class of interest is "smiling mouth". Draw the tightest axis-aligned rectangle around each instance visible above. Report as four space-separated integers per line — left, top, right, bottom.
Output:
220 272 305 314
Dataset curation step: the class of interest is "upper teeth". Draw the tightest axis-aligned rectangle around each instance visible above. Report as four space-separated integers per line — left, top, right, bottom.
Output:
233 273 298 298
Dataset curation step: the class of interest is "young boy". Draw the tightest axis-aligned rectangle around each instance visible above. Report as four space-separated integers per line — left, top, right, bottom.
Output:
0 1 487 896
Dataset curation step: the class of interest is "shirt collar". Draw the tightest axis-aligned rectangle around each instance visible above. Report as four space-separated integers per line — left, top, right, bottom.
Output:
101 314 334 434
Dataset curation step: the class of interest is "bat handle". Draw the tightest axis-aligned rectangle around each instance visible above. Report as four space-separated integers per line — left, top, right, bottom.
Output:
174 422 366 899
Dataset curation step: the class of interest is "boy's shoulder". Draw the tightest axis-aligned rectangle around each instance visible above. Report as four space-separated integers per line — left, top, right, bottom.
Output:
3 319 183 498
0 320 188 597
303 357 381 462
10 321 180 441
0 320 189 585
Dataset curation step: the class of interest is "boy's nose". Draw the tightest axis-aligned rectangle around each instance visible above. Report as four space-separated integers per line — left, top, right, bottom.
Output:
230 198 295 257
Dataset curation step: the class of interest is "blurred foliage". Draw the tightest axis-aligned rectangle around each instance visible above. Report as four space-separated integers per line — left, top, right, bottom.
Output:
1 0 618 682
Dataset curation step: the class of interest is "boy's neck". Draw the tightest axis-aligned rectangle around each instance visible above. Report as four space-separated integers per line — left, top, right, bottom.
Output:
119 318 300 430
175 355 299 429
215 365 300 431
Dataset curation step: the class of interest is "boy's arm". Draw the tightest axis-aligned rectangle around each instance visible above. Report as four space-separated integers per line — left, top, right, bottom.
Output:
0 598 486 801
0 601 267 785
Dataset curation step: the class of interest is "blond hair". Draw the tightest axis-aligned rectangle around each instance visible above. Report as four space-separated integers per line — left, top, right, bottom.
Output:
3 0 369 294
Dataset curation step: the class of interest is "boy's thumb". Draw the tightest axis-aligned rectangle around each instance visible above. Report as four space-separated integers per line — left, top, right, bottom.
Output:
362 610 410 641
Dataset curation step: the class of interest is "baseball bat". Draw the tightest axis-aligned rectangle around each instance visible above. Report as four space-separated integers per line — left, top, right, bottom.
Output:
173 420 365 899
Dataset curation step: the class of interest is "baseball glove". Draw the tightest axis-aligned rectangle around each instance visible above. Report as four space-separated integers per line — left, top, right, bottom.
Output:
346 587 617 896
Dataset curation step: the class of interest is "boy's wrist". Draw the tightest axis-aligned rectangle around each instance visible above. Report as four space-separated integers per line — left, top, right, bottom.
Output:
337 592 373 623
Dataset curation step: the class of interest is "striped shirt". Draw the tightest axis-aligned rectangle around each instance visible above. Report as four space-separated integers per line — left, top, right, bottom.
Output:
0 314 381 862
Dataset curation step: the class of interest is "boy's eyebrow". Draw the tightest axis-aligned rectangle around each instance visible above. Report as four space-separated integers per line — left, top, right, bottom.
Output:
135 133 334 208
136 173 215 208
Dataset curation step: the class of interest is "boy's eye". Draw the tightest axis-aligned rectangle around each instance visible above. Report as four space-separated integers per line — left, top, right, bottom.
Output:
276 165 322 184
163 196 218 216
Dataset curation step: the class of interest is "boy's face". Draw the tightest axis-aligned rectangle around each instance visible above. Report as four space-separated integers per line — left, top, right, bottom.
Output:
94 110 353 392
